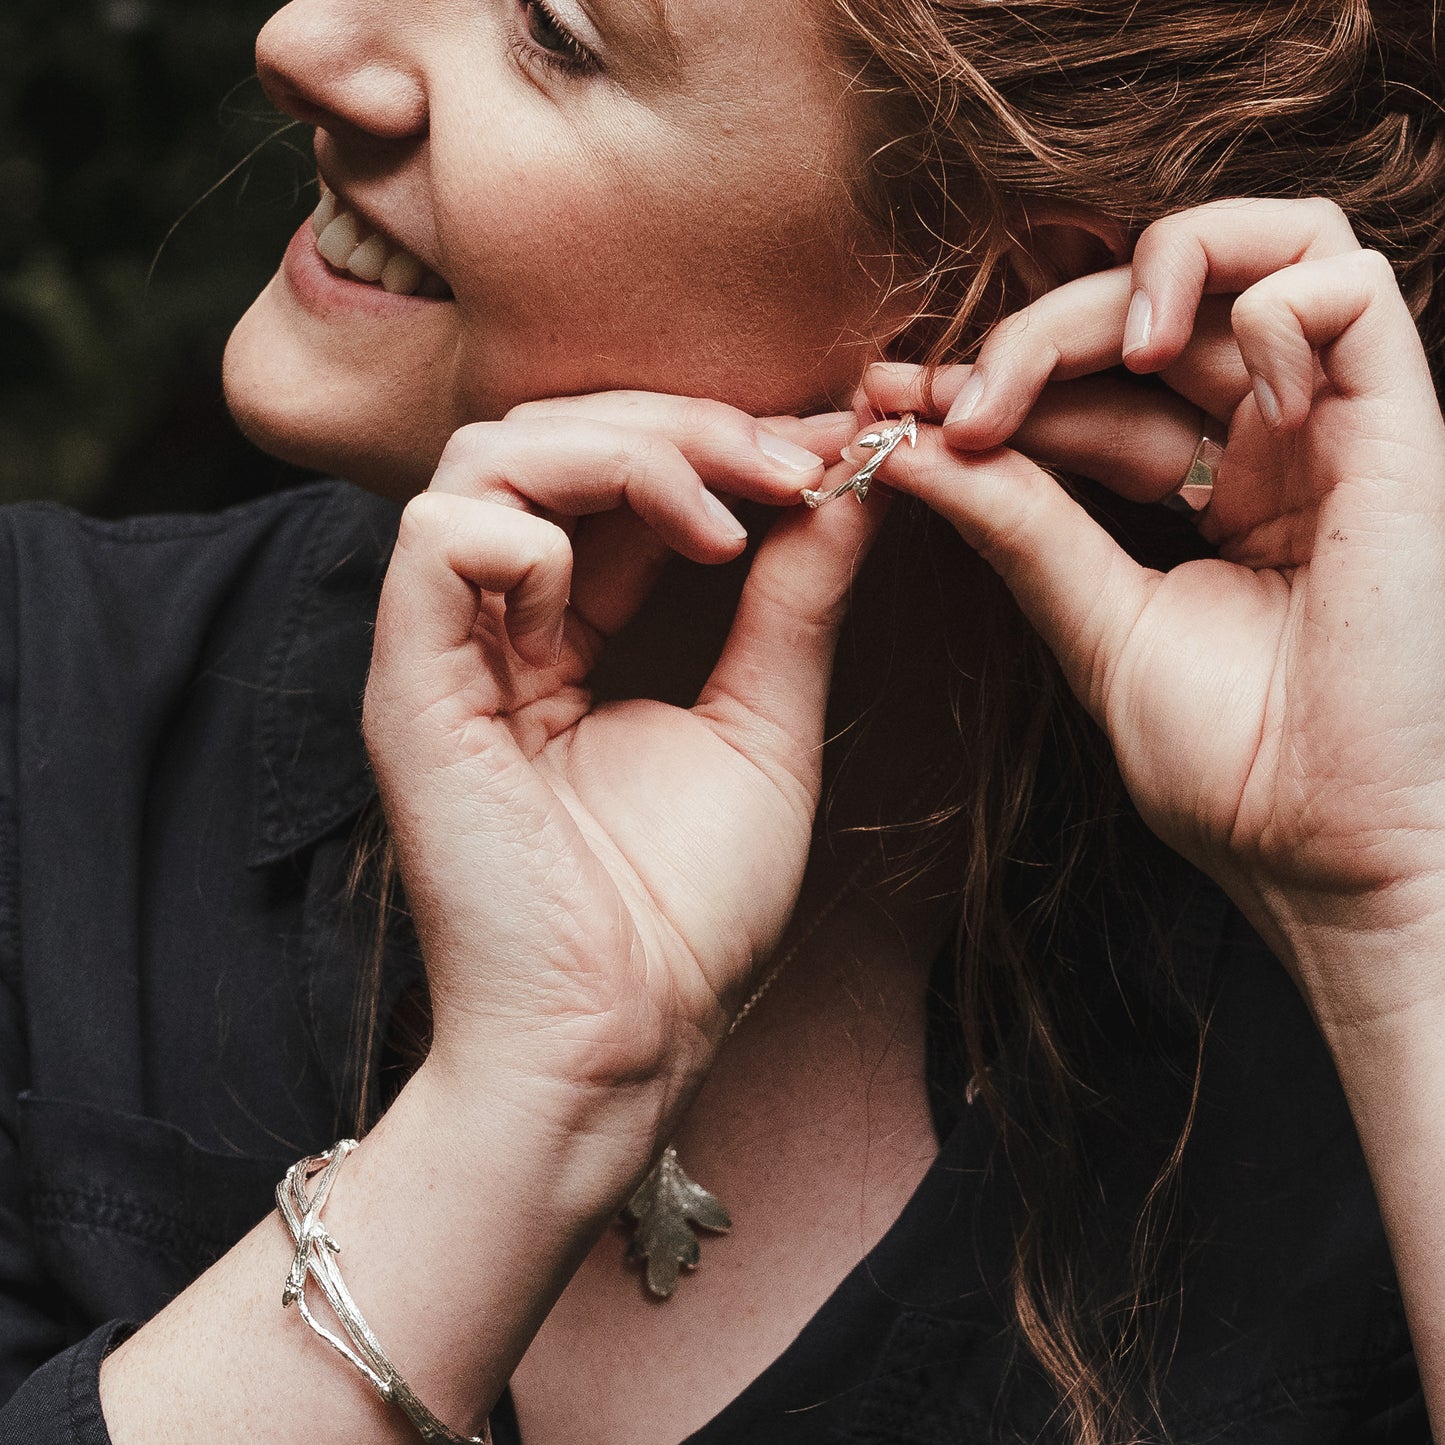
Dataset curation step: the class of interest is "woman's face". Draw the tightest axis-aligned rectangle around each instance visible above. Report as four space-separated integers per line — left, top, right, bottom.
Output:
223 0 895 495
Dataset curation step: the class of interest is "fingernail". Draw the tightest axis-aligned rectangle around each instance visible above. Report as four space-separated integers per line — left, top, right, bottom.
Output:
946 370 986 426
1252 374 1282 428
758 433 826 472
1122 289 1153 358
797 410 855 430
702 491 748 544
550 609 568 667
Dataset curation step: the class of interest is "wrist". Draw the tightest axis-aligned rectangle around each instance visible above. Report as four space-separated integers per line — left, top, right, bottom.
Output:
1312 990 1445 1106
288 1056 679 1429
1240 873 1445 1039
96 1030 686 1444
396 1048 678 1222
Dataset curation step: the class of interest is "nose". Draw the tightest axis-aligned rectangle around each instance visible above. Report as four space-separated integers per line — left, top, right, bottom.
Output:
256 0 427 144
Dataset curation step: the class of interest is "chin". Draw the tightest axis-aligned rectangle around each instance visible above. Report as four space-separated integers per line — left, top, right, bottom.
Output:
222 280 448 500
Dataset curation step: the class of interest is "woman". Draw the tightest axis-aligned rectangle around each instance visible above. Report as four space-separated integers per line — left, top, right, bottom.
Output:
2 0 1442 1441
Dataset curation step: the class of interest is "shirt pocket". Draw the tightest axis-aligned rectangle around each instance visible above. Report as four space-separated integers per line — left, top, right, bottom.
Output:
15 1091 294 1327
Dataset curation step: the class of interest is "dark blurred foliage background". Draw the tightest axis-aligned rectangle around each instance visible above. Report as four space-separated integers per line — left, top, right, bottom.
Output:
1 0 320 515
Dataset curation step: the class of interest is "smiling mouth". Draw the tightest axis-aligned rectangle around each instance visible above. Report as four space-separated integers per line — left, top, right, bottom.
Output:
310 186 454 300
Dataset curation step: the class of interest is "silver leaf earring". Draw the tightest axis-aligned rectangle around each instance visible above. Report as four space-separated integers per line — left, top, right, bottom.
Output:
801 413 917 508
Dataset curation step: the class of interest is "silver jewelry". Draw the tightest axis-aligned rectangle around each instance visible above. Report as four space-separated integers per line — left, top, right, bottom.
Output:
620 848 879 1297
801 413 918 508
277 1141 490 1445
1163 432 1224 513
622 1146 732 1298
620 759 953 1299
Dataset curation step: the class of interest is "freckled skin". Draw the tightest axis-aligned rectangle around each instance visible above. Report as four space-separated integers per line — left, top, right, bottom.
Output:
223 0 894 498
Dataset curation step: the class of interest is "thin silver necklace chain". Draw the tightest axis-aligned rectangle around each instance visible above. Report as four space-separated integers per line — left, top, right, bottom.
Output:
622 757 954 1298
729 752 952 1034
724 843 877 1035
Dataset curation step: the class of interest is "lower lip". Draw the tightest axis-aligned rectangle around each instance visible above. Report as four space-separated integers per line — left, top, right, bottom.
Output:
281 220 450 320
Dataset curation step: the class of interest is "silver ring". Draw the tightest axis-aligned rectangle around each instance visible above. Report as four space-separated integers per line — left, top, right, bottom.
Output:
1162 433 1224 514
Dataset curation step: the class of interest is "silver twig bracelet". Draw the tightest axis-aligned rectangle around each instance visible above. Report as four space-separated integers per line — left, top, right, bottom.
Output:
276 1140 491 1445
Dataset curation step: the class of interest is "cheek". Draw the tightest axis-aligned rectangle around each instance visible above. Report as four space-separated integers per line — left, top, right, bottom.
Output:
436 133 878 417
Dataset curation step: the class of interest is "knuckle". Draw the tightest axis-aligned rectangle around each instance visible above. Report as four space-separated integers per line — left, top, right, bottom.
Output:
981 307 1029 352
985 306 1061 375
1136 208 1188 254
1228 288 1265 330
527 524 574 590
1229 284 1288 337
992 468 1052 544
439 421 495 464
502 397 557 425
396 489 451 550
359 685 386 752
1354 248 1397 287
1304 195 1351 233
597 389 649 412
536 521 572 569
864 359 913 383
674 395 735 442
595 431 657 493
866 359 926 402
967 464 1052 570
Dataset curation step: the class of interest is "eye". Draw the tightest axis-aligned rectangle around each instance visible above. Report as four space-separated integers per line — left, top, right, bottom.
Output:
517 0 599 75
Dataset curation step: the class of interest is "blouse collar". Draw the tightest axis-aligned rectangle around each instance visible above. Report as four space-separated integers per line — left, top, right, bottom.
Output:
247 483 399 868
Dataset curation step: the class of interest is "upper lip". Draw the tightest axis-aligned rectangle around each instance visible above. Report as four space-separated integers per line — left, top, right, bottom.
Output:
315 167 449 287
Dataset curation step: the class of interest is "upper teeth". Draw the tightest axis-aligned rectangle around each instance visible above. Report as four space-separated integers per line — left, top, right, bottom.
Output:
310 188 451 299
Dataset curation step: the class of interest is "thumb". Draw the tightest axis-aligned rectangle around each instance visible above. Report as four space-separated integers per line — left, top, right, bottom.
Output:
881 431 1157 724
696 486 888 760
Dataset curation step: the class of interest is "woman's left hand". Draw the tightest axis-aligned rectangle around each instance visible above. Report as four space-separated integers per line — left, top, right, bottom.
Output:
861 197 1445 1036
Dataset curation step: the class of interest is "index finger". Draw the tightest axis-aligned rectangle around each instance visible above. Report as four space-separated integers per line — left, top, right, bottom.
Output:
862 288 1247 450
506 390 829 504
1123 196 1361 373
855 269 1137 434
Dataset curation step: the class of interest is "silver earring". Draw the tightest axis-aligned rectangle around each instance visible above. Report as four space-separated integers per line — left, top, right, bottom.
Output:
801 413 917 508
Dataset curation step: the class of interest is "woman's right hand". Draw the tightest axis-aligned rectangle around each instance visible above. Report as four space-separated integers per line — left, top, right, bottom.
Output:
362 392 881 1130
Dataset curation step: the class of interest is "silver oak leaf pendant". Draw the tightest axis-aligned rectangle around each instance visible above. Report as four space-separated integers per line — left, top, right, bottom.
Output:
623 1145 732 1298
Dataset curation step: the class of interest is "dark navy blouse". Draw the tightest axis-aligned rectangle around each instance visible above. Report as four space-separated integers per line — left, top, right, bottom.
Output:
0 483 1427 1443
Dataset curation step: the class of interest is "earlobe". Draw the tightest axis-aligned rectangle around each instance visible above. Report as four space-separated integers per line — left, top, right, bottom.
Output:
1006 202 1130 297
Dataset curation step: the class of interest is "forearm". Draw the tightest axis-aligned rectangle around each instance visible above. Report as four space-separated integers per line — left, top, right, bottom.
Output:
98 1059 660 1444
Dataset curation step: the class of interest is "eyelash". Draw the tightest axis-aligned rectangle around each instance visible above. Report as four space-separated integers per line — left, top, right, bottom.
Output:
513 0 601 78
